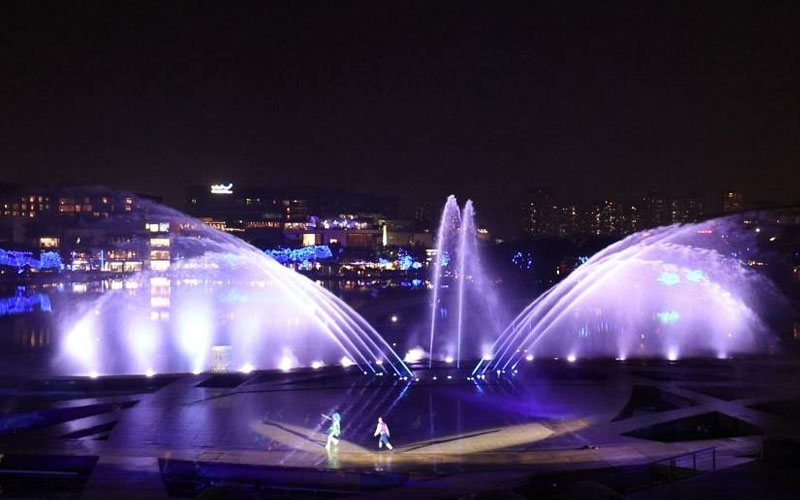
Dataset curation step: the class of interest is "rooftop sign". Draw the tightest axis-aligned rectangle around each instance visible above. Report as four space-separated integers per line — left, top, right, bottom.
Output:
210 183 233 195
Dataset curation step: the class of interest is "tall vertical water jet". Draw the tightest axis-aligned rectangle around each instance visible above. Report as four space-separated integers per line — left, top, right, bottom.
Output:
428 195 461 368
455 200 476 369
428 196 504 366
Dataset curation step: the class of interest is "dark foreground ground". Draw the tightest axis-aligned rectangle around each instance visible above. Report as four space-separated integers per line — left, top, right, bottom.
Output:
2 358 800 499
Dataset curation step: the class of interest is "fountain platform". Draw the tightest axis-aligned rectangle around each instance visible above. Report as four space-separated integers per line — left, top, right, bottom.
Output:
2 358 800 497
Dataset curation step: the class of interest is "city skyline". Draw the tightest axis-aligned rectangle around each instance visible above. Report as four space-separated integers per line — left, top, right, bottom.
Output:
2 2 800 237
2 4 800 497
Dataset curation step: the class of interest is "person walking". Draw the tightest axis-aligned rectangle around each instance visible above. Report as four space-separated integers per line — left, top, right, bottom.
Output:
322 411 341 450
374 417 393 450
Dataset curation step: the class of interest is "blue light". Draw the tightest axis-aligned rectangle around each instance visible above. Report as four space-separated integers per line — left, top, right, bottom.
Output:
39 251 63 270
657 311 681 324
578 256 590 265
0 288 52 316
657 272 680 286
398 255 413 271
685 269 708 283
512 251 534 270
0 249 38 269
265 245 333 264
0 248 63 271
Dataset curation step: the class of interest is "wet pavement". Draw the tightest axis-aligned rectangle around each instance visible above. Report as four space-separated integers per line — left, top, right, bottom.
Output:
2 359 800 497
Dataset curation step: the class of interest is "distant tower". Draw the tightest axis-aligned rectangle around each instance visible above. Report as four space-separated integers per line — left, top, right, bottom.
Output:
722 190 744 214
522 186 555 237
591 199 619 236
683 192 705 222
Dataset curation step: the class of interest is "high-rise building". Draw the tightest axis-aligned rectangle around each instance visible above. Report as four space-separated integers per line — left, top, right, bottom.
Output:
684 192 705 222
522 187 557 237
723 190 744 214
557 204 584 238
618 202 642 234
589 199 620 236
519 189 715 239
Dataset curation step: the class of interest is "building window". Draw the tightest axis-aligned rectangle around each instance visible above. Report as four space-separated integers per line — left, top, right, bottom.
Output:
39 237 60 248
150 260 171 271
150 238 170 247
302 233 318 246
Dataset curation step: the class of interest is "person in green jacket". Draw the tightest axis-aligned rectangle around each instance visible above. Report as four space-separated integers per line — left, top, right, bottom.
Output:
322 411 341 449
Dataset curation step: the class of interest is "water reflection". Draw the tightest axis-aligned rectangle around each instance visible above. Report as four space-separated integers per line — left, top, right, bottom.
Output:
0 287 52 316
0 277 423 376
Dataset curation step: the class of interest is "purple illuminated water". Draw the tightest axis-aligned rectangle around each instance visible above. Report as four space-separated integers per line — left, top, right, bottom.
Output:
427 196 504 367
52 200 411 377
481 218 786 374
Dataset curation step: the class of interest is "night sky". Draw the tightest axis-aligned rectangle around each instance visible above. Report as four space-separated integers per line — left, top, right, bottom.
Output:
2 2 799 234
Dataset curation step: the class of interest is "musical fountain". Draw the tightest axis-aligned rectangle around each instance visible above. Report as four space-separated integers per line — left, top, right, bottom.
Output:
48 200 412 377
479 216 788 375
427 195 505 367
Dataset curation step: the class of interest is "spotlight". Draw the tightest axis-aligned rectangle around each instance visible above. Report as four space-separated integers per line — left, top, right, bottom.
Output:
525 354 534 361
145 369 155 378
89 371 99 379
240 363 255 374
444 356 454 364
567 354 577 363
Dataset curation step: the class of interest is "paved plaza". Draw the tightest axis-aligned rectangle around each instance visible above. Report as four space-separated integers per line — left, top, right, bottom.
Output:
2 359 800 497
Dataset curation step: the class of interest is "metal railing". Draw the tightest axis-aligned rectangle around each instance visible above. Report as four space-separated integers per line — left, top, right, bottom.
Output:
651 446 716 481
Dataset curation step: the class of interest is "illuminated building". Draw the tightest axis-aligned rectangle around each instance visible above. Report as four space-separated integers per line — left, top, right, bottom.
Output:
683 192 705 222
146 222 171 271
187 184 399 248
281 216 383 248
522 187 557 237
0 184 164 272
382 219 433 247
520 188 716 239
590 199 620 236
723 190 744 214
